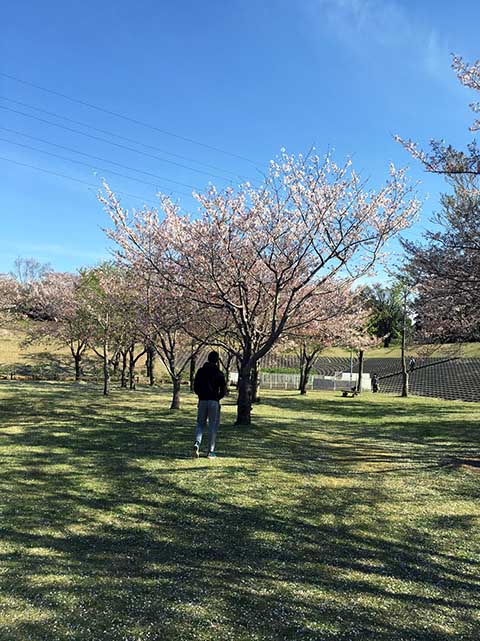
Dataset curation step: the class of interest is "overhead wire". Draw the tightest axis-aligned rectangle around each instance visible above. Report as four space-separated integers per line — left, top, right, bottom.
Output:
0 125 206 193
0 104 234 183
0 71 260 166
0 155 163 205
0 96 244 179
0 137 195 196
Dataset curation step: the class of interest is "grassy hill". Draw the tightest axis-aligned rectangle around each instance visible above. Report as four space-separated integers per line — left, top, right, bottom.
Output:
0 325 58 366
0 325 167 382
0 381 479 640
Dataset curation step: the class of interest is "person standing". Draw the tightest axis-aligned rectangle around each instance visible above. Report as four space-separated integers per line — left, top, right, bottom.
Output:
371 373 379 393
192 351 227 458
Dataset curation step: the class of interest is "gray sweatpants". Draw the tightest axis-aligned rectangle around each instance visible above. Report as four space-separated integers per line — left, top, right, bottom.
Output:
194 400 220 453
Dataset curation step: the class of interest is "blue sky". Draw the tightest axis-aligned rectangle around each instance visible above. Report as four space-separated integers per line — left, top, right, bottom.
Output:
1 0 479 274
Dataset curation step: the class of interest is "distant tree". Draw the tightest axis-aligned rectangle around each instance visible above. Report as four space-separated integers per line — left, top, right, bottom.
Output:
0 275 21 331
107 270 147 390
364 283 405 347
108 265 211 409
0 275 20 308
26 272 90 381
80 264 128 396
288 286 371 395
144 276 200 409
10 257 52 285
0 276 21 381
6 258 54 321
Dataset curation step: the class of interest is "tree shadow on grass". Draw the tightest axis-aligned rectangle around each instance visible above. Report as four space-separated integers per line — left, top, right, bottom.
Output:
0 480 479 640
0 382 479 640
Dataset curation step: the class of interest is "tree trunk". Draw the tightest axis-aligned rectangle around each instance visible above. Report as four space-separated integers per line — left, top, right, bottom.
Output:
120 351 128 388
189 349 197 392
103 338 110 397
356 349 364 393
299 362 313 395
299 345 317 395
112 351 120 375
223 352 234 396
146 345 155 386
236 362 253 425
129 347 136 390
401 369 409 397
298 344 306 392
170 376 181 410
74 353 82 381
401 289 409 398
145 347 152 381
71 340 85 382
251 363 260 403
299 372 306 395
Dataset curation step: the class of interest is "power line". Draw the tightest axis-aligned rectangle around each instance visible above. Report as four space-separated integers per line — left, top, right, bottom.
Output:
0 137 194 196
0 71 259 166
0 104 233 183
0 96 244 179
0 155 162 205
0 125 205 193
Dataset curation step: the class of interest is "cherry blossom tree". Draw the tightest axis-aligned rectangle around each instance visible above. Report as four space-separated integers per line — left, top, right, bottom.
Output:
0 275 20 312
103 151 418 424
141 272 215 409
4 258 54 322
0 276 21 382
97 259 211 409
289 287 372 395
108 271 148 390
79 264 131 396
0 275 22 337
143 278 193 408
24 272 92 381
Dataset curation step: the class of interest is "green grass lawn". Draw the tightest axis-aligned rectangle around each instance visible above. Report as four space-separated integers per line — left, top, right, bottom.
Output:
0 382 479 640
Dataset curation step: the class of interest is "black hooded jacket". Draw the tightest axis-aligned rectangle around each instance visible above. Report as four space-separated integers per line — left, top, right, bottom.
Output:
193 362 227 401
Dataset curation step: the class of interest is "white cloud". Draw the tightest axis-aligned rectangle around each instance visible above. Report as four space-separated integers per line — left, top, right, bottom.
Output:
301 0 450 81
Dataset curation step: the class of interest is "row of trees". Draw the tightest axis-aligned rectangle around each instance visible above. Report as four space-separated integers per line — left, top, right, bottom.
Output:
0 260 378 404
1 263 151 393
2 150 419 422
5 53 479 415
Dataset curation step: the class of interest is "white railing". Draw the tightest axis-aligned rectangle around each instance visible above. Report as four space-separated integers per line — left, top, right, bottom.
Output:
258 372 371 391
